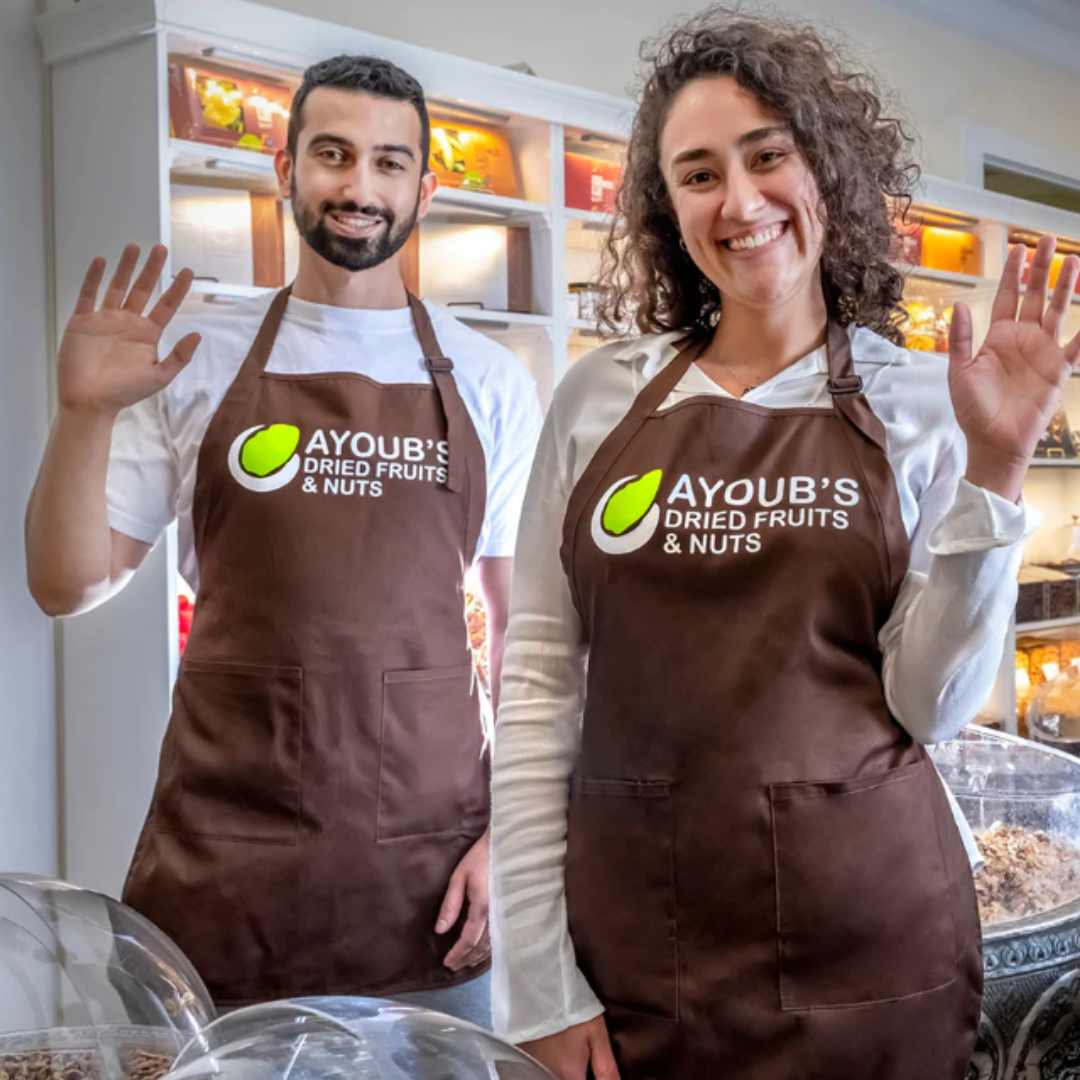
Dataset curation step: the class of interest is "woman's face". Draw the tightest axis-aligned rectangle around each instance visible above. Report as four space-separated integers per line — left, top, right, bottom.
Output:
659 75 826 313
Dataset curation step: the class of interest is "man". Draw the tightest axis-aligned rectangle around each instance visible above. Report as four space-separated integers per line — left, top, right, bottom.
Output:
25 54 543 1027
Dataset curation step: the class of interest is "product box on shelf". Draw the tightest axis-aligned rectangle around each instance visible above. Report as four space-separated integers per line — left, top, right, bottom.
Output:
1034 405 1079 459
428 120 518 197
168 61 292 155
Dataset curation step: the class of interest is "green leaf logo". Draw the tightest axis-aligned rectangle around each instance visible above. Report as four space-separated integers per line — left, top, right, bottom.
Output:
240 424 300 477
602 469 663 536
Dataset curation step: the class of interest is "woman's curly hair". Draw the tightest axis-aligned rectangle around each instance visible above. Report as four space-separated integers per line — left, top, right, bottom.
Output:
597 5 920 345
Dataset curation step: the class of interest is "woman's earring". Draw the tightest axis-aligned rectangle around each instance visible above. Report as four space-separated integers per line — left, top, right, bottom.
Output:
679 237 688 252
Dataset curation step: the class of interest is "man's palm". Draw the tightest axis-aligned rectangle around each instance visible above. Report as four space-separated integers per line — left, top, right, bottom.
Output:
59 244 199 416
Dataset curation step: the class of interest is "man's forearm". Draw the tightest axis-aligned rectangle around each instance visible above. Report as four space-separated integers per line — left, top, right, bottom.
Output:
26 405 124 615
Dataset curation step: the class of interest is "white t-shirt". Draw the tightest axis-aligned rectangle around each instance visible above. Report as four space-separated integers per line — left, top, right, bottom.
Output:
490 324 1035 1044
106 293 544 590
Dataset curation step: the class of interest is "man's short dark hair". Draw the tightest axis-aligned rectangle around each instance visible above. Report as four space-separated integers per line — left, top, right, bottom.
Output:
287 55 431 168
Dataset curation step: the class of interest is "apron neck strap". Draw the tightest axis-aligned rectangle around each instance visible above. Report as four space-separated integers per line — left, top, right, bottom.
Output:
824 321 888 453
407 293 467 494
626 334 709 420
240 285 292 378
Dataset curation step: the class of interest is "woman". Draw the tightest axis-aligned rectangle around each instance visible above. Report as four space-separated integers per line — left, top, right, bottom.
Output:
490 8 1080 1080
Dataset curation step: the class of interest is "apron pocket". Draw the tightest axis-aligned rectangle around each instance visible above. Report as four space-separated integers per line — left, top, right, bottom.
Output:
377 664 481 842
565 777 679 1021
156 659 303 844
771 757 959 1011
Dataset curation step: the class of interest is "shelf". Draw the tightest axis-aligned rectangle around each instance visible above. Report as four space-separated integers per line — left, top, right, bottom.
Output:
429 187 550 226
1016 615 1080 633
187 280 270 302
169 138 277 191
900 265 997 289
448 308 553 329
1029 458 1080 468
170 140 553 227
565 207 616 229
569 317 602 333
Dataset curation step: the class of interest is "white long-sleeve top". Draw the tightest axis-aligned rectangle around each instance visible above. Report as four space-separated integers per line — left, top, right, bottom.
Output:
490 324 1036 1045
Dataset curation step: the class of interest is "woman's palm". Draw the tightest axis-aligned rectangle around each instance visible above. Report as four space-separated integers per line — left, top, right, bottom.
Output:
949 238 1080 467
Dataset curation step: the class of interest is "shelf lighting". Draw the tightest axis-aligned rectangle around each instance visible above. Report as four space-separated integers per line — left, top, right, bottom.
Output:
200 46 305 79
427 98 512 128
203 158 276 179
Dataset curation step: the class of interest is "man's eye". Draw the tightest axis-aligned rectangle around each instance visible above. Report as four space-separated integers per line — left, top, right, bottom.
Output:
383 160 406 171
321 149 345 162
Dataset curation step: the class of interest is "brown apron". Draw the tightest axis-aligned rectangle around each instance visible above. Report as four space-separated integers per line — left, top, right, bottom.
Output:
560 323 982 1079
123 288 490 1007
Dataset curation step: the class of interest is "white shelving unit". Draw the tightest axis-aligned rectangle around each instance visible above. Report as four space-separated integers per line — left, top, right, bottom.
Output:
32 0 1080 890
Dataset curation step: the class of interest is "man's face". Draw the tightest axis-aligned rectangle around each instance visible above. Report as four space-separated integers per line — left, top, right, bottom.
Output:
278 87 435 272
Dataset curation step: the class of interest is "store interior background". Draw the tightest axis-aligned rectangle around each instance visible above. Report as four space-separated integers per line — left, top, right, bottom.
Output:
4 0 1080 882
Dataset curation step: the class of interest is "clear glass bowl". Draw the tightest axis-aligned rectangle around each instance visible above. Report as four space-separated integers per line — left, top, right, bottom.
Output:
1027 658 1080 755
165 996 555 1080
0 873 215 1079
929 727 1080 929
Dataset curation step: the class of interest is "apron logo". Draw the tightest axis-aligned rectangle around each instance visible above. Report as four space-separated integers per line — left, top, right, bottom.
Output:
591 470 663 555
228 424 302 492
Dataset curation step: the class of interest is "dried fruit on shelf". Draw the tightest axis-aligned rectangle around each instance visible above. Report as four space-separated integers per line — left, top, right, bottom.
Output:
168 61 291 155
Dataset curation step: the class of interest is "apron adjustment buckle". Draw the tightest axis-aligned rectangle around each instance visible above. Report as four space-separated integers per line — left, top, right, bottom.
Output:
828 375 863 396
426 355 455 374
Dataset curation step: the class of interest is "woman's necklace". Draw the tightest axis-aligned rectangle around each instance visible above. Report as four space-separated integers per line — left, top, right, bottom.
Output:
714 360 759 398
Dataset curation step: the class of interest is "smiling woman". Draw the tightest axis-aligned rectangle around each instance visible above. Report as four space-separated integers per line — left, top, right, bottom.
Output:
597 11 918 347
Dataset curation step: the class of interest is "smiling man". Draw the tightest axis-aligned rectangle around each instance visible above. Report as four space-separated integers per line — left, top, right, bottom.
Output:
24 55 543 1026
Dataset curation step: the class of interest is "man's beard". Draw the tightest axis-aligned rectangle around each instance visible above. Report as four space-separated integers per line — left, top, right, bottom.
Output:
290 180 420 272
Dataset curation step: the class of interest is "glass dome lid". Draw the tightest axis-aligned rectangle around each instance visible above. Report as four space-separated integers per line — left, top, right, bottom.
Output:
930 727 1080 930
1027 659 1080 751
165 996 555 1080
0 873 215 1079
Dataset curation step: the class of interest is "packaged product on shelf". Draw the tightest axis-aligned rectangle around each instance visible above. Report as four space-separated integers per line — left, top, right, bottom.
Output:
1034 405 1078 459
919 225 981 276
902 298 951 353
168 61 292 154
428 120 517 197
564 151 622 215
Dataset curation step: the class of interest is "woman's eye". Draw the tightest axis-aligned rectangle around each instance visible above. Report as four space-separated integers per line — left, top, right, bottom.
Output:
684 170 714 186
757 150 787 167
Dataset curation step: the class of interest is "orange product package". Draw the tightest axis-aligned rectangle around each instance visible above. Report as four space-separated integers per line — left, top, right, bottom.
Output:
428 121 518 197
919 226 981 276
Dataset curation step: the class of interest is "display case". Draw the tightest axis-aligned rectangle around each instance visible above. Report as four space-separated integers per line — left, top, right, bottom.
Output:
931 726 1080 1074
163 997 554 1079
0 874 214 1079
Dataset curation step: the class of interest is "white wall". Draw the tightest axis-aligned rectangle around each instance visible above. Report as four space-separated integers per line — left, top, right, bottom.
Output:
0 0 58 877
247 0 1080 185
